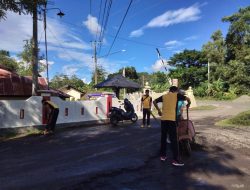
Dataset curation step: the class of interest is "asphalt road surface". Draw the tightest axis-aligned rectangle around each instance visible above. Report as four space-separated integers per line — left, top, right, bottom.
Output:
0 98 250 190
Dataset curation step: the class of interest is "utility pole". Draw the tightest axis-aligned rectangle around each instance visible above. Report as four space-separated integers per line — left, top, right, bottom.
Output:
123 67 126 98
42 6 64 90
208 60 210 95
142 75 145 87
43 1 49 89
92 41 101 85
94 41 97 85
32 0 39 95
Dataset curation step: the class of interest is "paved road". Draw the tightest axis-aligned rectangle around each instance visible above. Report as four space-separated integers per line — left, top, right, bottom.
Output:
0 98 250 190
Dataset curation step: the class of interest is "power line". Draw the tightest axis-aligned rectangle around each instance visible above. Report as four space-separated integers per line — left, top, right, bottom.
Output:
47 26 78 61
106 0 133 56
46 15 164 48
89 0 92 37
98 0 108 43
107 34 164 48
95 0 103 42
89 0 92 15
98 0 112 55
38 30 44 45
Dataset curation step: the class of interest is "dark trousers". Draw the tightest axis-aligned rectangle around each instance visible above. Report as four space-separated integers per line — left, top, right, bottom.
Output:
142 108 151 125
160 120 179 161
46 108 59 132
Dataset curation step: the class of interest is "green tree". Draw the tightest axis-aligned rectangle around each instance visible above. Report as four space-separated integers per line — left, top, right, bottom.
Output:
107 67 140 93
202 30 226 65
18 39 45 76
221 6 250 94
168 50 207 90
202 30 227 82
0 0 46 20
108 66 139 81
150 72 170 92
168 49 207 68
120 66 139 80
0 50 19 71
137 72 151 87
222 6 250 62
50 74 86 92
169 66 207 89
90 66 107 86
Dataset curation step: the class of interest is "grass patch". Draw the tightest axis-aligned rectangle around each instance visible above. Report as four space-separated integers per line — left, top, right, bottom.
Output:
216 110 250 127
0 127 42 141
190 105 217 111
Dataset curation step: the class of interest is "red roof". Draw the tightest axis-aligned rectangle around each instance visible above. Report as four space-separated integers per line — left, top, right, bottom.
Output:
0 68 48 96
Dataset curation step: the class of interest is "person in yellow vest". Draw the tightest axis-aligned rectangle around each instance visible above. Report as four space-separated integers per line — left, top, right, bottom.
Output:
153 86 191 166
42 99 59 135
141 89 152 128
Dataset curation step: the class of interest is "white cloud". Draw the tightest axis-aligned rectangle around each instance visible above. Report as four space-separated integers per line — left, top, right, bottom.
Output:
0 11 125 82
129 28 144 38
173 50 182 54
62 65 79 76
130 3 202 38
184 35 198 41
164 40 183 50
165 40 180 46
39 59 55 66
147 4 201 28
0 11 91 54
152 59 170 72
59 49 124 79
83 14 102 36
0 12 32 52
82 78 91 84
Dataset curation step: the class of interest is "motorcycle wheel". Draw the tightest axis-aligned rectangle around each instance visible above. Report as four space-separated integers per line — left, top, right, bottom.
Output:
110 116 119 126
131 113 138 123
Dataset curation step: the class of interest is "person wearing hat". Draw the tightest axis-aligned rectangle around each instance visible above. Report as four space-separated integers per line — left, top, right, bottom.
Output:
42 99 59 135
153 86 191 166
140 89 152 128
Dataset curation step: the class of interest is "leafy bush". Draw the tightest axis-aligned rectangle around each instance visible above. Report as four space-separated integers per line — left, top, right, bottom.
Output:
227 110 250 126
193 80 237 100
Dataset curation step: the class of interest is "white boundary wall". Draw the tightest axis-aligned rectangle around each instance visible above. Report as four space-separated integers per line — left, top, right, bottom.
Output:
0 96 142 129
0 96 42 128
0 96 109 129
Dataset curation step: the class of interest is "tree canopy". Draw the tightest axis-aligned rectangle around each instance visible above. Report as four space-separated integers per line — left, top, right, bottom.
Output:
50 74 87 92
0 0 46 20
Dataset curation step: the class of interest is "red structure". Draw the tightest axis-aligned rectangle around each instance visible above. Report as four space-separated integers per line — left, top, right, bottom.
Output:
0 65 69 99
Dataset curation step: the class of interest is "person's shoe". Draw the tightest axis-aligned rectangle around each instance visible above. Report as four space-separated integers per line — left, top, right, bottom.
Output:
44 129 54 135
172 160 184 166
160 156 167 161
140 125 145 128
43 129 50 135
147 124 151 128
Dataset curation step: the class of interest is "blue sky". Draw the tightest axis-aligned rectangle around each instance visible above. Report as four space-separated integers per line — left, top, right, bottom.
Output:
0 0 249 83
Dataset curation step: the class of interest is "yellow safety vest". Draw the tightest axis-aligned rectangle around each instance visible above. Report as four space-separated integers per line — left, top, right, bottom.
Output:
161 93 177 121
142 95 152 109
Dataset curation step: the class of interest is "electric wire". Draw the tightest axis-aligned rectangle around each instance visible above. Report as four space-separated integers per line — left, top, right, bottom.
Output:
98 0 108 44
106 0 133 56
95 0 103 42
107 34 164 48
38 30 44 45
97 0 112 55
89 0 92 38
46 15 165 49
47 26 78 61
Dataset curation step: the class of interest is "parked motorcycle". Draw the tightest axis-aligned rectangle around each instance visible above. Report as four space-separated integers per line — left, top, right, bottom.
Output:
109 107 138 126
109 98 138 126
